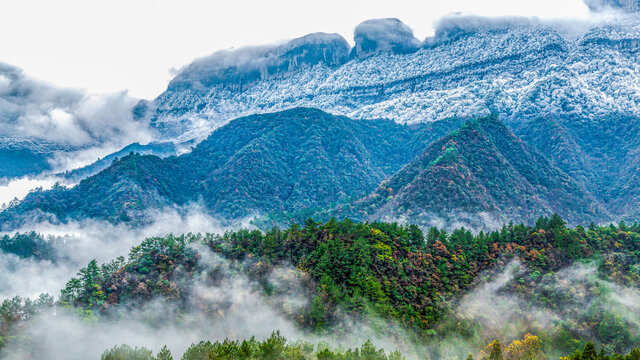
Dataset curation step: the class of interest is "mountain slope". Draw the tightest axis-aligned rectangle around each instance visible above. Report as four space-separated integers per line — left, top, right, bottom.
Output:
339 116 608 228
0 138 74 179
143 16 640 144
0 108 459 228
59 141 177 182
516 114 640 221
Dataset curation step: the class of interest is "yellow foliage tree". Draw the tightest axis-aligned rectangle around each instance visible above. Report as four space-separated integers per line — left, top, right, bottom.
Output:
504 333 544 360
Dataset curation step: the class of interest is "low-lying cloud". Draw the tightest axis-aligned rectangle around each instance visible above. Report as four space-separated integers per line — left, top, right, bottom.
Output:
453 259 640 355
0 206 248 300
0 176 58 208
0 62 156 180
1 253 305 360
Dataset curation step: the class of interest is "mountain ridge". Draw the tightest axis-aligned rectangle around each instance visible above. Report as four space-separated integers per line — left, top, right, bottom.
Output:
1 109 625 231
319 115 608 229
145 16 640 144
0 108 459 229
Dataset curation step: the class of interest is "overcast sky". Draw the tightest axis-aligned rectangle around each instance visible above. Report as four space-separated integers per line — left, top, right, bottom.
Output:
0 0 591 99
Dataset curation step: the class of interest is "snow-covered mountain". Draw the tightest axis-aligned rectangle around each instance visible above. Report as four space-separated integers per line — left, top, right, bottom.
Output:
144 15 640 143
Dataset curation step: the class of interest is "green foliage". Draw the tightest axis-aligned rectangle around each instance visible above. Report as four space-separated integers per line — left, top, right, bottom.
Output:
0 231 58 260
0 108 463 226
6 216 640 357
0 293 54 346
177 332 402 360
156 346 173 360
100 344 154 360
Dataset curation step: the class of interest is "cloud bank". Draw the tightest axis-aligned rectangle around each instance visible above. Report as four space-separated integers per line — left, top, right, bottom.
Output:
0 206 245 300
0 63 153 147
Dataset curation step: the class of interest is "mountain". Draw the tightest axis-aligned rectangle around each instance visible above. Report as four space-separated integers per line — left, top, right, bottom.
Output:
0 138 73 179
143 16 640 144
329 116 608 229
3 110 624 231
59 141 177 182
515 114 640 221
4 16 640 229
0 108 462 228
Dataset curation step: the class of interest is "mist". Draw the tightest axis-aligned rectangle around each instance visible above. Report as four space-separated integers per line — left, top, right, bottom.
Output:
0 63 152 148
0 206 248 300
446 258 640 357
0 176 58 208
0 62 157 184
2 210 640 359
1 250 305 359
0 228 413 360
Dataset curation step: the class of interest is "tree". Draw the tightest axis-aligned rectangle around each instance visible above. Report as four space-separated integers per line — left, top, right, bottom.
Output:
155 345 173 360
100 344 153 360
582 342 599 360
481 340 503 360
308 295 327 330
504 334 543 360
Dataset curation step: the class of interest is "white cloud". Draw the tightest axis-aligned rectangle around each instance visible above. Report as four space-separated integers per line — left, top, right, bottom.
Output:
0 64 153 148
0 0 592 99
0 177 58 208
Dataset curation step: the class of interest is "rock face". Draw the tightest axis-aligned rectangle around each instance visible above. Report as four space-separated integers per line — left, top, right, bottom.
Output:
148 16 640 143
167 32 351 92
350 18 421 59
585 0 640 12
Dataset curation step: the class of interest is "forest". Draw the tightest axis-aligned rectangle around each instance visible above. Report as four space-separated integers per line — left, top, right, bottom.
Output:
2 215 640 359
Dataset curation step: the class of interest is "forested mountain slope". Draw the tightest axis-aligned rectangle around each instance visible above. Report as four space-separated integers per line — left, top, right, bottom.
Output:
4 109 638 230
4 216 640 359
321 116 608 228
515 114 640 221
0 108 462 228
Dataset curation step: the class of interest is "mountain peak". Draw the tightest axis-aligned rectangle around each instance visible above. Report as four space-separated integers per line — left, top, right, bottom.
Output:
350 18 421 59
168 32 350 91
432 15 550 42
350 116 607 229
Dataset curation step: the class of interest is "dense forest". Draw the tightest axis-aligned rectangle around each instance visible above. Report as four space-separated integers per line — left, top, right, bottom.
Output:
0 108 464 229
98 333 640 360
302 115 606 229
99 336 640 360
5 109 639 232
2 215 640 359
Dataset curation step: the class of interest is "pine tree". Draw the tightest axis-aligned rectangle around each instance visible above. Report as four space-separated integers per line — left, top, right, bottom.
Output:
489 340 503 360
155 345 173 360
582 342 598 360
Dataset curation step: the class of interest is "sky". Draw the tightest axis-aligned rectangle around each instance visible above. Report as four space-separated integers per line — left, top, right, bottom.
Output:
0 0 592 100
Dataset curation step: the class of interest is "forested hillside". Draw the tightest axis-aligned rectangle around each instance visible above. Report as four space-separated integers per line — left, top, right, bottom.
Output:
6 109 639 231
0 108 459 228
276 116 609 229
515 114 640 221
0 108 464 228
3 216 640 359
